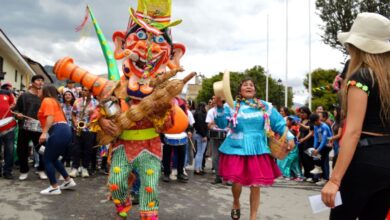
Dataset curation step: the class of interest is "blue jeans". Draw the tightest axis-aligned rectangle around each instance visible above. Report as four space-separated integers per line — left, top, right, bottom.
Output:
193 133 207 171
44 123 72 185
0 129 15 175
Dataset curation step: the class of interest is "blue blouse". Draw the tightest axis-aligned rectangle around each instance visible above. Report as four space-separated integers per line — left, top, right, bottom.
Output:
219 100 293 156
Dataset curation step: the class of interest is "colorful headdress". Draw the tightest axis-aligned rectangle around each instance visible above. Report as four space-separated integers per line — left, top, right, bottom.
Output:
128 0 182 35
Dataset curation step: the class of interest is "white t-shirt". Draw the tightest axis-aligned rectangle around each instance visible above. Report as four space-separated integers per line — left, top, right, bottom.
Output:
187 109 195 126
206 107 216 124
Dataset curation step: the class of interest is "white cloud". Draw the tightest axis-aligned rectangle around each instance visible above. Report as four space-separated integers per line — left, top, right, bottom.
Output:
0 0 347 104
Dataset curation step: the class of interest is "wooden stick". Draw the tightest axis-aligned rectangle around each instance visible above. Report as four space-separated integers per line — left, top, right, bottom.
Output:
10 111 37 121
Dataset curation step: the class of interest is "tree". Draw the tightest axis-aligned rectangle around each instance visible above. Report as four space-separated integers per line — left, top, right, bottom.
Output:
316 0 389 54
304 68 339 111
196 66 293 108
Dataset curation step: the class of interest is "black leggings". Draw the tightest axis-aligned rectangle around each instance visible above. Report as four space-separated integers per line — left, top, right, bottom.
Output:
330 146 390 220
162 144 185 176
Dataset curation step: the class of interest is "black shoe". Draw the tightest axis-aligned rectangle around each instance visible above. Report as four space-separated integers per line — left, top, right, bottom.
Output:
4 173 14 179
130 192 139 205
162 175 170 182
177 174 189 183
212 177 222 185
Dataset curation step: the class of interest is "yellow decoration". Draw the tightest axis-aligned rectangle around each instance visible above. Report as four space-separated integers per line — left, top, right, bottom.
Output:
113 199 121 204
148 201 155 208
113 166 121 173
146 169 154 176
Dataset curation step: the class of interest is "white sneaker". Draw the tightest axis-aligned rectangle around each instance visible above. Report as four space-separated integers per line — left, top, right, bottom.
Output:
170 169 177 180
38 171 48 180
69 168 78 178
316 179 327 186
183 168 188 177
310 166 323 174
305 178 314 182
40 186 61 195
60 178 77 190
58 175 65 181
81 168 89 178
19 173 28 181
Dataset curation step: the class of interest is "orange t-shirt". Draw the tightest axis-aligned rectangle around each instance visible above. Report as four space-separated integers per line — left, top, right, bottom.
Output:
38 98 66 129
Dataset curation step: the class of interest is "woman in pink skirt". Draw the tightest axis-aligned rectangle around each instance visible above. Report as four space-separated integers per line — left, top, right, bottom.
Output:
219 78 294 220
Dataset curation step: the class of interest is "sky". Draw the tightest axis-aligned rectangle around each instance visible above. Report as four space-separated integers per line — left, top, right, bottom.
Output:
0 0 347 104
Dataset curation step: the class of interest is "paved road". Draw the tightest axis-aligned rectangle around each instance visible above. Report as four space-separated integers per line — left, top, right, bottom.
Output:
0 165 329 220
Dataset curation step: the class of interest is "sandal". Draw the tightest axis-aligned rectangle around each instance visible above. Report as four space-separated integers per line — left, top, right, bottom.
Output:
231 209 240 220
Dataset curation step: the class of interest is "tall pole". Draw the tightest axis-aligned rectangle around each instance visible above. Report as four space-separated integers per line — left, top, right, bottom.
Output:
285 0 288 107
308 0 312 109
266 14 269 102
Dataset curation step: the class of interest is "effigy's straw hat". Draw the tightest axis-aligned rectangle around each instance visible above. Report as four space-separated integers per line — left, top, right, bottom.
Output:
213 71 234 108
338 12 390 54
128 0 182 35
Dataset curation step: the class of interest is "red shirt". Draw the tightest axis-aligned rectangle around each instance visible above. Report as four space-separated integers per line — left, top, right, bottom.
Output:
0 90 16 133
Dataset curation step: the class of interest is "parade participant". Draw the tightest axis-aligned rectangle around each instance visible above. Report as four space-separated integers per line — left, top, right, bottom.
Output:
321 13 390 219
53 0 193 218
309 113 333 186
218 77 294 220
193 102 208 175
13 75 47 181
297 106 315 182
69 87 99 178
277 116 303 181
0 82 17 179
206 94 230 184
37 85 76 195
162 97 189 183
61 89 76 167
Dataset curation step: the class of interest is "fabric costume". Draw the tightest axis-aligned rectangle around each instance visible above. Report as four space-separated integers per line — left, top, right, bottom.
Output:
53 1 189 219
219 99 294 186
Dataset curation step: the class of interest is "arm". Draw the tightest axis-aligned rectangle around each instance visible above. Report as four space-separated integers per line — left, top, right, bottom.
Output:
299 130 313 143
331 127 343 141
317 128 329 151
322 87 367 207
39 115 54 144
313 127 318 148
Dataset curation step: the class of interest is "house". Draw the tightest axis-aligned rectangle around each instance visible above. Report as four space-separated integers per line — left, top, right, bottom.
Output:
0 29 52 90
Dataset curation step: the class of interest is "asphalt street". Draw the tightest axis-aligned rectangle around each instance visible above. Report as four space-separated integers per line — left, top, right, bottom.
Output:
0 163 329 220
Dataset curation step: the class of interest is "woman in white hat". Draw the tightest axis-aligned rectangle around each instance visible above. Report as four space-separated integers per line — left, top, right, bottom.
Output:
321 12 390 219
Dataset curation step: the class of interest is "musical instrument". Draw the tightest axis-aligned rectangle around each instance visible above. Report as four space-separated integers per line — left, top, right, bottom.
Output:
23 118 42 133
209 129 227 140
164 132 188 146
76 98 90 136
0 117 16 134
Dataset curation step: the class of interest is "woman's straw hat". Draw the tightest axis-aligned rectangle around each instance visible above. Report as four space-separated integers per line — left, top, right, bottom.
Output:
213 71 234 108
338 12 390 54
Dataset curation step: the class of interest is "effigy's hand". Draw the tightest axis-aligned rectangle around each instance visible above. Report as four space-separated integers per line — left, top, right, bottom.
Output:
98 117 119 136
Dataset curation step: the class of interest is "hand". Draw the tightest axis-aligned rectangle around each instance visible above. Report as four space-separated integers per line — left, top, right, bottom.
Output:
312 149 319 156
15 113 24 119
298 138 303 143
202 137 207 142
187 132 192 139
321 180 340 208
98 118 119 136
39 132 47 144
287 140 295 151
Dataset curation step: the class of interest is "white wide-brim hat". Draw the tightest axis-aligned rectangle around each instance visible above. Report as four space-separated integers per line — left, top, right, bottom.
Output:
338 12 390 54
213 71 234 108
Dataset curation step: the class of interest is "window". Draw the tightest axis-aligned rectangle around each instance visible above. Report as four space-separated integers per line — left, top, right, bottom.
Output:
0 56 3 73
15 70 18 82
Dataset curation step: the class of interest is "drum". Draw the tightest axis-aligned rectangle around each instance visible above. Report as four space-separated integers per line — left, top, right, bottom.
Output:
209 129 227 140
164 132 188 146
23 118 42 132
0 117 16 133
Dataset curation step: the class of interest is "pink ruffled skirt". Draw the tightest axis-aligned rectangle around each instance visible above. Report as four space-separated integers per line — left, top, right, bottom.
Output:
219 153 281 186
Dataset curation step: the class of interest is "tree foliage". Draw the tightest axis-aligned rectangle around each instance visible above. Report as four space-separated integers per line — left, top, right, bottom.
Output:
196 66 293 108
304 68 339 111
316 0 390 54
